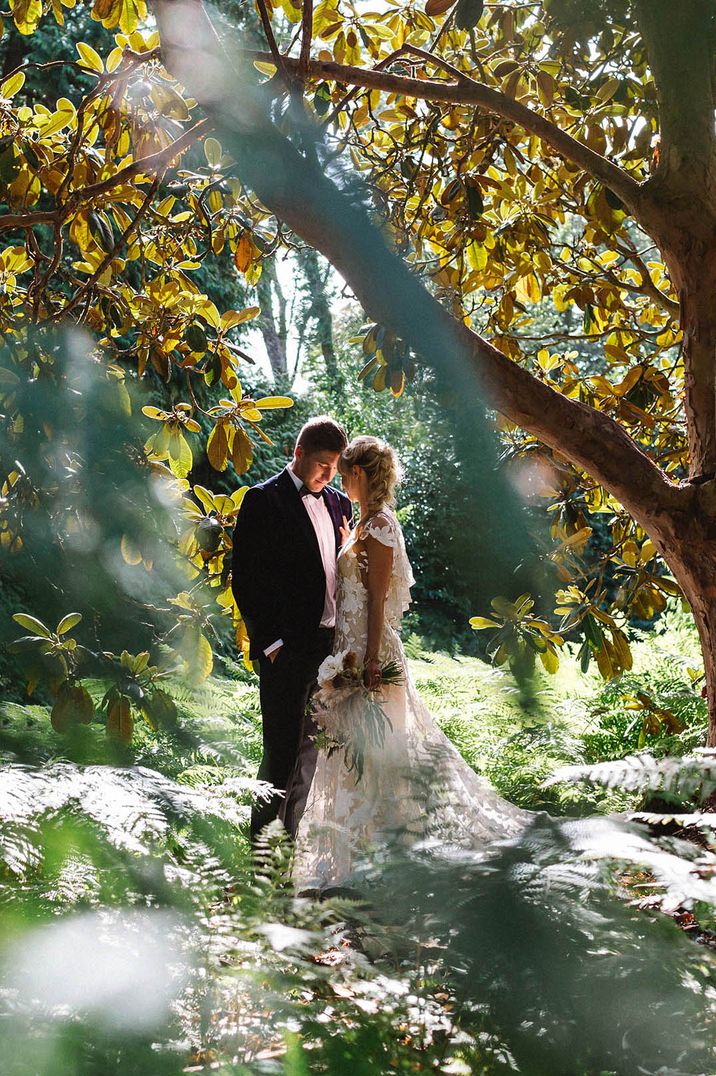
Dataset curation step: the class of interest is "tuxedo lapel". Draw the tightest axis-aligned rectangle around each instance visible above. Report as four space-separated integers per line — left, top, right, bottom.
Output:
277 469 323 570
323 489 345 554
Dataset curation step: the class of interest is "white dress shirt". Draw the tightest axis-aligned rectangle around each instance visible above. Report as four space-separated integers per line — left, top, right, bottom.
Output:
263 466 337 657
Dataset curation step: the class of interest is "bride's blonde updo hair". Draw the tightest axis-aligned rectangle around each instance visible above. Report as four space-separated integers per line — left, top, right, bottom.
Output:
339 436 403 514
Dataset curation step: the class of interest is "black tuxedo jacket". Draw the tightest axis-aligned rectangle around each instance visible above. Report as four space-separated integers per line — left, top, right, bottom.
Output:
231 468 353 661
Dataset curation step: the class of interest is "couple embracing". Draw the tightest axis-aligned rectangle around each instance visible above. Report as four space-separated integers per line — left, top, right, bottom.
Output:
232 417 525 893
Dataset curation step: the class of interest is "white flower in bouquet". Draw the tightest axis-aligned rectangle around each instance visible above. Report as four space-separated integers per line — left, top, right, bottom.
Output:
312 652 405 780
315 650 362 705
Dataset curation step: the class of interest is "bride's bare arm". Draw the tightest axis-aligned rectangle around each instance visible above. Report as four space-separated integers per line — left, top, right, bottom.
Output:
363 533 393 688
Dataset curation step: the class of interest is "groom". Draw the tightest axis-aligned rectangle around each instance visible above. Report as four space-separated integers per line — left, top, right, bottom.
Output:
232 416 352 841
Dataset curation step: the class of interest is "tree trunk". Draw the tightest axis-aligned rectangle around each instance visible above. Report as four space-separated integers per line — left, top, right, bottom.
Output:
659 498 716 746
298 247 338 381
256 260 288 381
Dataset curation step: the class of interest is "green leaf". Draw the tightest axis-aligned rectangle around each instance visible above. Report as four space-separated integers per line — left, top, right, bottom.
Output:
185 323 208 353
57 612 82 635
168 430 193 479
454 0 484 31
13 612 51 638
313 82 333 116
204 136 222 168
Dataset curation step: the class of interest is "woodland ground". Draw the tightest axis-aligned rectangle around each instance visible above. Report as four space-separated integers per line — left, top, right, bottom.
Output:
0 606 711 1075
176 602 706 822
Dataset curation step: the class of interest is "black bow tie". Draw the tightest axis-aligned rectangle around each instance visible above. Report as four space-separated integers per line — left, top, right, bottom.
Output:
300 484 323 499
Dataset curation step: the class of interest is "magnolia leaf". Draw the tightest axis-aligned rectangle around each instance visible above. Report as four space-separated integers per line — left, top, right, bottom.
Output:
220 306 260 330
10 0 42 34
181 629 213 684
76 41 103 73
13 613 52 638
57 612 82 635
231 427 253 475
470 616 500 630
207 422 229 471
168 430 193 479
107 695 133 744
425 0 458 14
120 534 143 566
540 646 560 674
204 136 222 168
1 71 26 97
454 0 484 31
254 396 293 410
234 232 253 273
193 485 217 513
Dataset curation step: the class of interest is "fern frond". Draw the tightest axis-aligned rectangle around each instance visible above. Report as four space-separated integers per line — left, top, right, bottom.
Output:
545 752 716 797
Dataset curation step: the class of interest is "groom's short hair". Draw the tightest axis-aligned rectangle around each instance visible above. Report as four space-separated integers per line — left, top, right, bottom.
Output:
296 416 348 455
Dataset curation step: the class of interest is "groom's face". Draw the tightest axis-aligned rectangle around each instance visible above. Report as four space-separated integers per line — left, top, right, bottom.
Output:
293 447 341 492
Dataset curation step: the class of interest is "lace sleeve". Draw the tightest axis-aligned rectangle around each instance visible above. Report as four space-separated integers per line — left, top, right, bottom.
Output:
362 510 414 625
361 511 398 549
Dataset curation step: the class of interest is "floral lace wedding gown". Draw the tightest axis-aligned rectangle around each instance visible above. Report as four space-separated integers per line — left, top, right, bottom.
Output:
293 507 528 893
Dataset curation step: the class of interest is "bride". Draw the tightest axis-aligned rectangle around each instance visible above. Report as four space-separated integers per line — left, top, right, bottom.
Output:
292 436 528 894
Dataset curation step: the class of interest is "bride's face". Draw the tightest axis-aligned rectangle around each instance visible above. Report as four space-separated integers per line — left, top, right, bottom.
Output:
340 465 365 502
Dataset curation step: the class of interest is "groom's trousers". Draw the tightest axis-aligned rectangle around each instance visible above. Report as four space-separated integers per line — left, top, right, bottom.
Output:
251 628 333 842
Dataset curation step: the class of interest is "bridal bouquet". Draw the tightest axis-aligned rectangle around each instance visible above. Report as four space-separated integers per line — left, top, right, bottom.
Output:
311 650 403 780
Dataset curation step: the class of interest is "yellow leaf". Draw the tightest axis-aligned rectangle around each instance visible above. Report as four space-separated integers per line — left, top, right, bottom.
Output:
640 539 657 564
196 297 221 329
37 99 76 136
220 306 260 331
193 485 217 513
515 273 541 304
234 231 253 273
182 630 213 684
540 646 560 674
231 427 253 475
254 396 293 409
207 422 229 471
10 0 43 35
466 239 487 272
120 534 143 565
76 41 104 73
1 71 26 98
469 616 500 630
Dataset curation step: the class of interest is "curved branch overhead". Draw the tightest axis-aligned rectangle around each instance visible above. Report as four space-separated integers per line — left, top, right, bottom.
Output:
247 50 647 222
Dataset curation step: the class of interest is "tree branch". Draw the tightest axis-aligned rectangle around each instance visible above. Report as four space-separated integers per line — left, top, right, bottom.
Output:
0 118 209 235
48 177 161 323
248 50 646 219
614 238 680 318
299 0 313 80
